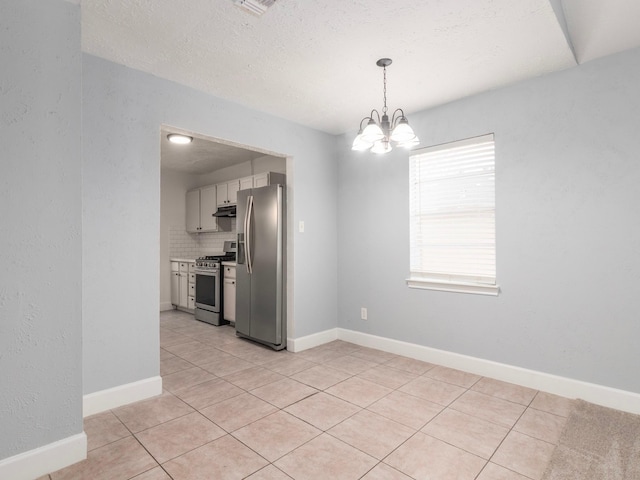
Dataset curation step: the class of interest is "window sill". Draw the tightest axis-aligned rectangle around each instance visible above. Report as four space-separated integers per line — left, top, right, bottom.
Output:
406 278 500 296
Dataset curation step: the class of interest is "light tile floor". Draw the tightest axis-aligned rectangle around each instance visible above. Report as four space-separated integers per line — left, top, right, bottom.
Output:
42 310 574 480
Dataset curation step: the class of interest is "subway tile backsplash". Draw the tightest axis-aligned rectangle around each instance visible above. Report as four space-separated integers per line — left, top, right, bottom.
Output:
169 219 236 259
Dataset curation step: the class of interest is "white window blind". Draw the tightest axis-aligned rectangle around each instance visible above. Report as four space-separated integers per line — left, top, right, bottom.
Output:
408 134 498 295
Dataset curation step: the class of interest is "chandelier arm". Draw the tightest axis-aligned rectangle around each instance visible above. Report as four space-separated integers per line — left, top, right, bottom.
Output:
369 109 381 123
359 117 371 131
391 108 406 127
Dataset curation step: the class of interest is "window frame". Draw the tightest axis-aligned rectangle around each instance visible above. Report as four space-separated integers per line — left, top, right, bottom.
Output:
407 133 499 296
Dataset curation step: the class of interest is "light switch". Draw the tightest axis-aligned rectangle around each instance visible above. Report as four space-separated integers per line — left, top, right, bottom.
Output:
299 221 305 233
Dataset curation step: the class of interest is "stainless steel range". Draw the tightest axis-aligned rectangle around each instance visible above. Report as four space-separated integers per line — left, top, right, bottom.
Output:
194 241 236 326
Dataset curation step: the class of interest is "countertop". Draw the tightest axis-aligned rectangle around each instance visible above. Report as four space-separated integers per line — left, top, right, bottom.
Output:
222 261 237 267
170 258 196 263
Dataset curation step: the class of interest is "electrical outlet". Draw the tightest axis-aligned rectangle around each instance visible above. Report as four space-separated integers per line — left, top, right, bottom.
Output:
299 220 305 233
360 307 368 320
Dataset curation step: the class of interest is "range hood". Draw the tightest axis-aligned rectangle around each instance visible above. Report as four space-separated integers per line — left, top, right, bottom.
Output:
213 205 236 217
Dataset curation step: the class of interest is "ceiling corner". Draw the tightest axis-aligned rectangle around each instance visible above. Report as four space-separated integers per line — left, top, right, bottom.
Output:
548 0 578 64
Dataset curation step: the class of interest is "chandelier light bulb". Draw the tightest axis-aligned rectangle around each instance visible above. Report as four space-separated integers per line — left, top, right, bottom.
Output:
371 139 392 154
361 120 384 143
390 118 416 143
351 132 373 151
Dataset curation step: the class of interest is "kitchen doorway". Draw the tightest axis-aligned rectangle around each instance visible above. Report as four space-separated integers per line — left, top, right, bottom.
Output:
159 125 293 342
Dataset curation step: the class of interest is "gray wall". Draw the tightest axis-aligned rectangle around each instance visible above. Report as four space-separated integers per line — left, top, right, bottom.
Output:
83 54 338 394
338 47 640 394
0 0 82 460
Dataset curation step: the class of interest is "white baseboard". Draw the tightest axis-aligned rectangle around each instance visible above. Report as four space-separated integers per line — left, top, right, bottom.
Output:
0 432 87 480
291 327 640 415
83 376 163 417
287 328 338 352
159 302 173 312
337 328 640 415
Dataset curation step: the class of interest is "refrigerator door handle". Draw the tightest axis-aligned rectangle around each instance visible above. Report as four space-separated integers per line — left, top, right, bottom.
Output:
246 195 254 275
237 194 249 266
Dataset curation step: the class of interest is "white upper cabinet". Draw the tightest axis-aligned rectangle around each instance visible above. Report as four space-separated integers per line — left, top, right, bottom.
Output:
186 186 218 233
254 171 285 188
188 173 284 230
228 180 240 204
253 172 269 188
199 185 218 231
216 182 227 206
186 189 200 233
216 180 240 206
239 176 254 191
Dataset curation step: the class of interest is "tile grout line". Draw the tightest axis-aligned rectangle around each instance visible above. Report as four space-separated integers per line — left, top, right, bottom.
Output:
68 312 571 480
475 387 541 480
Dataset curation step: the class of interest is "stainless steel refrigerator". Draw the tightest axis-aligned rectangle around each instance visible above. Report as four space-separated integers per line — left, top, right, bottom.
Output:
236 184 286 350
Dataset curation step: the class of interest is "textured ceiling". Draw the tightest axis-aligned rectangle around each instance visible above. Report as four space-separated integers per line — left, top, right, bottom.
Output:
561 0 640 63
81 0 640 135
82 0 640 171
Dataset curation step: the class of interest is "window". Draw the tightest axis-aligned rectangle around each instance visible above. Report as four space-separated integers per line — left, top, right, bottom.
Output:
408 134 498 295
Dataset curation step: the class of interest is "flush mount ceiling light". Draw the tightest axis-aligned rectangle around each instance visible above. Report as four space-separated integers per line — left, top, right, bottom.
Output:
234 0 276 16
167 133 193 145
352 58 419 154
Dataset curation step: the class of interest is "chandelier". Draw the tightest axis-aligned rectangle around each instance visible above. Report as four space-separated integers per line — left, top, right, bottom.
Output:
352 58 419 154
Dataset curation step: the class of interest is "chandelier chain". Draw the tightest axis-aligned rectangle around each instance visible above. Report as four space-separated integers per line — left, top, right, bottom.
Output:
382 65 388 115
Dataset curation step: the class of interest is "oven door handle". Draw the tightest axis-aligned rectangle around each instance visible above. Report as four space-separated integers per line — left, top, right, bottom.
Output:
246 195 254 275
194 269 218 276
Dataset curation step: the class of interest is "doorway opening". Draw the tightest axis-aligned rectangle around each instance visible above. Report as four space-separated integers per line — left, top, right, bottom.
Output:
159 125 293 343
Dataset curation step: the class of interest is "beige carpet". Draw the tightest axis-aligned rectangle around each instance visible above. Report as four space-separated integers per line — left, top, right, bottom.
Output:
542 399 640 479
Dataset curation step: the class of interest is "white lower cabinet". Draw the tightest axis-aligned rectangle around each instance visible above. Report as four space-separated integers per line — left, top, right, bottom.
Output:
223 265 236 322
171 261 195 311
188 270 195 308
170 262 180 306
179 271 188 308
